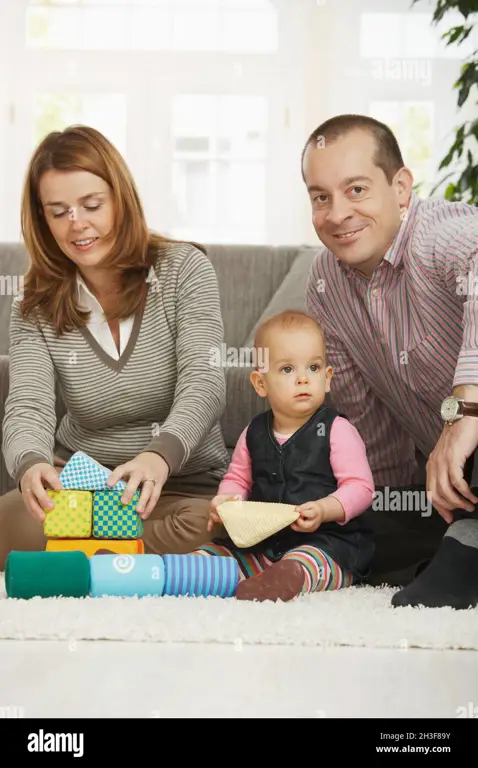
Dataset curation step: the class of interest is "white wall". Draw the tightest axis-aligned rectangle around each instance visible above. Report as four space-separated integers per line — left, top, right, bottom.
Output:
0 0 475 246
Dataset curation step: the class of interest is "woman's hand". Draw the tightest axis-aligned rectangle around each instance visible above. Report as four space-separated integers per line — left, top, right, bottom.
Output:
20 463 63 522
107 452 170 520
207 493 241 532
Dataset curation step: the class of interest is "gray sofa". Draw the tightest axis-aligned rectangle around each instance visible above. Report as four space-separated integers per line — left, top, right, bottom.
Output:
0 241 319 496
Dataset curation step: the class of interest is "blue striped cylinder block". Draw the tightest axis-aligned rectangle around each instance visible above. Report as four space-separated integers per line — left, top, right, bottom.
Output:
162 554 238 598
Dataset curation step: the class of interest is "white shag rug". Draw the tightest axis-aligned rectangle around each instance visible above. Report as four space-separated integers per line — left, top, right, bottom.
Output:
1 577 477 651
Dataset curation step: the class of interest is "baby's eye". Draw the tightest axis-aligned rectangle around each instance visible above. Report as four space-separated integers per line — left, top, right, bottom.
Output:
281 366 293 374
310 364 319 372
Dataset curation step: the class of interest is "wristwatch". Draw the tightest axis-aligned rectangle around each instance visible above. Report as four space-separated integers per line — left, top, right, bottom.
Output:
440 396 478 425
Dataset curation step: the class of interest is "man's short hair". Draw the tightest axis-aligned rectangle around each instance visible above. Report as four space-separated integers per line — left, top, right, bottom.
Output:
301 114 405 184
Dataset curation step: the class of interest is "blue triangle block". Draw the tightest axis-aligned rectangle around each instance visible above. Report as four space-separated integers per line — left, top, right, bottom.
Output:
59 451 127 491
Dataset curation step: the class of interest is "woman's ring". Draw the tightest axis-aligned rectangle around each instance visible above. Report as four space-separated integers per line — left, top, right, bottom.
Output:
145 478 157 485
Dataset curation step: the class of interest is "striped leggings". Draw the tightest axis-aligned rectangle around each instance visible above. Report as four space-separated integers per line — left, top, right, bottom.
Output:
193 543 354 594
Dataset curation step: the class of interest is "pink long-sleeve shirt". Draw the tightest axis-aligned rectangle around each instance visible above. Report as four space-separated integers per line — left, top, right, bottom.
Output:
218 416 375 523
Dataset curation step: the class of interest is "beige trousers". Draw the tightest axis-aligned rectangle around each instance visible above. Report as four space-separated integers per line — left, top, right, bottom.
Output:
0 487 217 571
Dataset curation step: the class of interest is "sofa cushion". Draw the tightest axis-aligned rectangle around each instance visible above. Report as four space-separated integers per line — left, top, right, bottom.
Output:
205 245 300 349
243 246 318 348
221 365 269 450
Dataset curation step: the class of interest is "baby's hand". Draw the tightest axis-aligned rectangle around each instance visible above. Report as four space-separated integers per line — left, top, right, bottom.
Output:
291 500 325 533
291 496 346 531
207 493 241 532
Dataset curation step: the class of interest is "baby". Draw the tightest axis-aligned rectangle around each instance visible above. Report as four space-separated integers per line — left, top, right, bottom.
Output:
195 309 375 602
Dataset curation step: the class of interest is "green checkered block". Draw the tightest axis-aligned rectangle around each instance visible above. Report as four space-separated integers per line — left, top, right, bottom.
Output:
92 490 144 539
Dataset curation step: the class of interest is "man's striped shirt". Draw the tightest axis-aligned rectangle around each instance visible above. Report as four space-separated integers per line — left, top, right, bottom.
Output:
306 193 478 486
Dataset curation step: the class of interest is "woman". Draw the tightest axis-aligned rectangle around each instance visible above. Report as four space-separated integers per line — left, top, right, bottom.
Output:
0 124 230 570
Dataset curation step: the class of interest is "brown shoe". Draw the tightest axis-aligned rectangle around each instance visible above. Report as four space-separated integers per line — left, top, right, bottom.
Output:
235 559 305 603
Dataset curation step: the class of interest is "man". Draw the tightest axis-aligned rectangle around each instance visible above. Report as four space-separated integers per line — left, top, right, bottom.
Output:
302 114 478 609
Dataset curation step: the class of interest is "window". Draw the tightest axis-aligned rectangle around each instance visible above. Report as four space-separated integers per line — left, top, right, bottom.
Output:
1 0 463 246
360 12 476 60
26 0 278 52
171 94 267 243
33 93 127 155
369 101 435 194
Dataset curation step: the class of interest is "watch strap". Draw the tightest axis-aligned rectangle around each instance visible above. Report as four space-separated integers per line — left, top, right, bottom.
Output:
461 401 478 417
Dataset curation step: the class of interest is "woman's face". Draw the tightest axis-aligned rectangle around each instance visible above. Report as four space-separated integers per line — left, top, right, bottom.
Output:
38 169 114 269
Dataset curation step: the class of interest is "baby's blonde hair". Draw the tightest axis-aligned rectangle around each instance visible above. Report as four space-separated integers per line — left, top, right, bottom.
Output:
253 309 326 365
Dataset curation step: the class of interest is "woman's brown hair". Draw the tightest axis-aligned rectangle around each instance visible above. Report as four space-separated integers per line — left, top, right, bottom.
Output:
20 124 205 335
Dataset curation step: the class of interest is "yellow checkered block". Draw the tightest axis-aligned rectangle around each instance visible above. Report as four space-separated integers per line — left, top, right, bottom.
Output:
43 490 93 538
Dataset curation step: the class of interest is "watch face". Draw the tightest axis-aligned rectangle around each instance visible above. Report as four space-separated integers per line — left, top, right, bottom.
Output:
441 397 460 422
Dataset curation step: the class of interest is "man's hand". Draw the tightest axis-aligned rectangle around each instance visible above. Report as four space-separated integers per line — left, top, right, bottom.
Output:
427 418 478 523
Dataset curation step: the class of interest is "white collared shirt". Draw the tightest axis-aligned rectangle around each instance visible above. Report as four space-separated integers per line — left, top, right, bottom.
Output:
76 273 134 360
76 267 158 359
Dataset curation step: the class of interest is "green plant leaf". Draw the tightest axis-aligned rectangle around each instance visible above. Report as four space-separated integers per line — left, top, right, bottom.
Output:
456 61 478 106
442 24 472 45
429 170 461 195
444 182 458 201
412 0 478 204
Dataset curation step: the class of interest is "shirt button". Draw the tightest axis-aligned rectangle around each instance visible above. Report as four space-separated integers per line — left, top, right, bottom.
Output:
372 288 379 296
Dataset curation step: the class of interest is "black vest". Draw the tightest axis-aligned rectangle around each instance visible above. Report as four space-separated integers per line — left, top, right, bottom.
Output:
247 404 340 507
216 405 375 579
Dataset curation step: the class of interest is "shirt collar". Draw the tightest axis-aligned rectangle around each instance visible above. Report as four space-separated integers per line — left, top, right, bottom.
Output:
76 266 156 309
76 273 99 312
335 191 420 277
383 190 420 270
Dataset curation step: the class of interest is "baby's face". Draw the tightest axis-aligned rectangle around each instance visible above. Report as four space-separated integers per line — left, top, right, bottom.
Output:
260 325 332 417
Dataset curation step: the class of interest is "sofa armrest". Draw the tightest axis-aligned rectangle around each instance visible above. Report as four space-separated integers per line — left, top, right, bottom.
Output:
0 355 16 496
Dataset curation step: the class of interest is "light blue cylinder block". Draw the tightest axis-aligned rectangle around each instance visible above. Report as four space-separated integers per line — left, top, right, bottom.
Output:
89 554 165 597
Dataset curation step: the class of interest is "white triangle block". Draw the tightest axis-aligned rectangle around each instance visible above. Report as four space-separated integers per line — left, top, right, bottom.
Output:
217 500 300 548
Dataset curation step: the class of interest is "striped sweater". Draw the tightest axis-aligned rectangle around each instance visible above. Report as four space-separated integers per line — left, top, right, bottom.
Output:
2 242 230 490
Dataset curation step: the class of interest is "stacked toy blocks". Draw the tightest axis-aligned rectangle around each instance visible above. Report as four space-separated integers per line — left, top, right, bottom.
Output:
44 452 144 556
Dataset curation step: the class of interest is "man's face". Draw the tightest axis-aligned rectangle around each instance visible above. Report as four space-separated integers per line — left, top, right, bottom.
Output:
302 130 412 276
